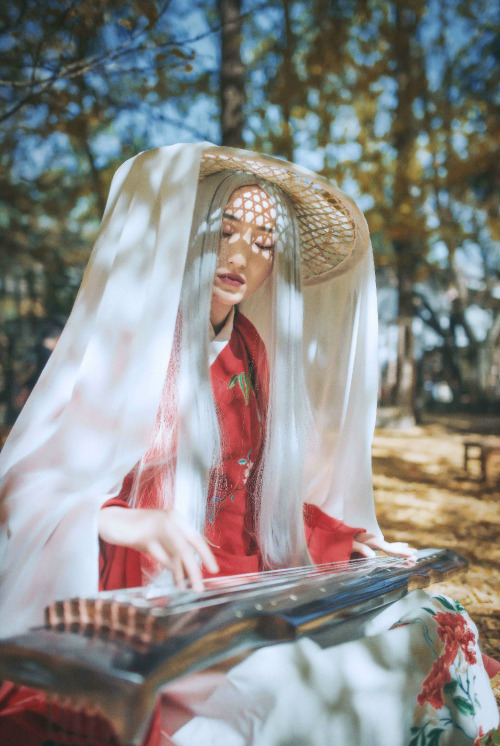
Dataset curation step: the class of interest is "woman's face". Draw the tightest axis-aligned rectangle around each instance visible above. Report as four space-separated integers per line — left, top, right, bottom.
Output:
211 185 276 317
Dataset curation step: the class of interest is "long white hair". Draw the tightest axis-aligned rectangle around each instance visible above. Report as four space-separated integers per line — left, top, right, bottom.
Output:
130 170 314 568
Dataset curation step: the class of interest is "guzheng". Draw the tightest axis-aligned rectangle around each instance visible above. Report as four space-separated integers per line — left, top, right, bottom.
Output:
0 548 467 745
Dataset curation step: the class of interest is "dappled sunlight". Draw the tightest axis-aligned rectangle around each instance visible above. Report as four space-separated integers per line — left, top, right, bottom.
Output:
373 423 500 658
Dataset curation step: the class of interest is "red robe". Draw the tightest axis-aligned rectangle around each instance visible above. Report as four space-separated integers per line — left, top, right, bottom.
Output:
15 314 500 742
0 312 366 746
100 310 364 590
3 312 499 744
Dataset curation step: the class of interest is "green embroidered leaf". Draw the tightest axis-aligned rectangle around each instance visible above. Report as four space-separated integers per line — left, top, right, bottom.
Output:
238 372 250 405
443 680 458 695
408 733 422 746
453 600 465 613
238 459 247 465
228 370 255 405
427 728 444 746
492 728 500 745
435 595 456 611
423 607 436 615
452 695 475 716
243 373 250 402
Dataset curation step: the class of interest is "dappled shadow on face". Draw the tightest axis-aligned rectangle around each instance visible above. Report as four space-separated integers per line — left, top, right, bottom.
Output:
219 186 276 262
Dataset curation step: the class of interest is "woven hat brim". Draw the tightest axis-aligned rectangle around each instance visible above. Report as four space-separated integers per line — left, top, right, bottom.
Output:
199 146 369 284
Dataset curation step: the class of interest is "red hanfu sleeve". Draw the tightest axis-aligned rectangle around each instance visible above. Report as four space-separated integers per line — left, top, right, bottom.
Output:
304 503 365 565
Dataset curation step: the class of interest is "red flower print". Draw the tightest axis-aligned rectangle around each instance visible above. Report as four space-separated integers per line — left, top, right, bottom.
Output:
473 726 485 746
417 654 452 709
434 612 477 666
417 609 477 710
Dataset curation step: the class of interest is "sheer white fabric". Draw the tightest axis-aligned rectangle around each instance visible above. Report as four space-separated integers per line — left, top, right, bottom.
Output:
241 247 380 534
0 142 379 637
0 144 207 635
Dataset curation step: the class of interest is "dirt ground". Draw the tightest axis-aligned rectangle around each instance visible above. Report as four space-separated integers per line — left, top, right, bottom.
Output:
372 413 500 711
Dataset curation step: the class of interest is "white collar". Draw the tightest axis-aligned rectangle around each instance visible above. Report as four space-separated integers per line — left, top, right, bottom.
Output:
208 307 235 366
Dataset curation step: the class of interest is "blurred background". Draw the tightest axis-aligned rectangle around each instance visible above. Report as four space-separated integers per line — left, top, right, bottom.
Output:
0 0 499 663
0 0 498 431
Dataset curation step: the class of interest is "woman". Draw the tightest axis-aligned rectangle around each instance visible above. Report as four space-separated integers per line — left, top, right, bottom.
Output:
98 171 410 591
0 144 497 744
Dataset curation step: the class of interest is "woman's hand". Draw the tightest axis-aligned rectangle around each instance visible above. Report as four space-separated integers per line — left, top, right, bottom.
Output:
352 531 416 559
98 507 219 591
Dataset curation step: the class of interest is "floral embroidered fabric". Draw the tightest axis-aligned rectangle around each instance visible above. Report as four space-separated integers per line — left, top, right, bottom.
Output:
167 591 498 746
391 595 498 745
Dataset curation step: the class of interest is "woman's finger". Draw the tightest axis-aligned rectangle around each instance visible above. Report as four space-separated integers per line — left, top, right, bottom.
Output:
186 531 219 575
382 544 416 558
180 546 205 592
364 537 416 558
359 532 414 553
351 540 376 558
172 556 187 590
147 540 174 570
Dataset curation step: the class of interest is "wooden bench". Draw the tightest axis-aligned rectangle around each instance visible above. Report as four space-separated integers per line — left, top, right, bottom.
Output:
463 436 500 482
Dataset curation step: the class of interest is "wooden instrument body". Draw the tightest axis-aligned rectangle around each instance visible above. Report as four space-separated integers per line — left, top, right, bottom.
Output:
0 548 468 745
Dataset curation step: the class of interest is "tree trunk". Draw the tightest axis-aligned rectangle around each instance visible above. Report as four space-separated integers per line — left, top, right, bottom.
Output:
393 256 415 416
390 2 420 424
218 0 245 147
281 0 295 162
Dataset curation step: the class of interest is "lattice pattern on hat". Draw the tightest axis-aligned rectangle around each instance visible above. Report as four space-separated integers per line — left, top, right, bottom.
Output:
200 150 356 281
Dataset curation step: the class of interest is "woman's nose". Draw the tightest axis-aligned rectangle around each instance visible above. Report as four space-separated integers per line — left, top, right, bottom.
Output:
227 229 253 265
227 248 247 269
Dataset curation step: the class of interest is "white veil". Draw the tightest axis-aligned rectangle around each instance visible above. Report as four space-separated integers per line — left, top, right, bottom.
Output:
241 240 379 533
0 143 380 637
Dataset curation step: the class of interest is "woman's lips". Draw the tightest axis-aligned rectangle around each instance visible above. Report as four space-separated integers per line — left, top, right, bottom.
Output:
217 273 245 287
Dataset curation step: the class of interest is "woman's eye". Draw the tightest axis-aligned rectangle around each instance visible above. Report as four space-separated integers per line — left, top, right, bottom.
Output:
255 235 275 250
222 231 232 238
255 232 274 248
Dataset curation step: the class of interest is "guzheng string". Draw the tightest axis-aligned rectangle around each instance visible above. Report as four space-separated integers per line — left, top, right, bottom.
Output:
46 554 410 636
116 554 411 612
9 549 464 746
146 553 406 595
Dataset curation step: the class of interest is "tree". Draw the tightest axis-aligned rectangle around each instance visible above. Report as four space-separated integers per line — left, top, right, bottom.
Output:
0 0 222 423
218 0 245 146
244 0 499 417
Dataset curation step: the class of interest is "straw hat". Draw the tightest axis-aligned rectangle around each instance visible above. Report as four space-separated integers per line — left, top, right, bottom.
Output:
199 146 370 284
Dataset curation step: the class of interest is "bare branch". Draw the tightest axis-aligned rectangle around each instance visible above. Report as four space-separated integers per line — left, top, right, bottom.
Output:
0 0 272 124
